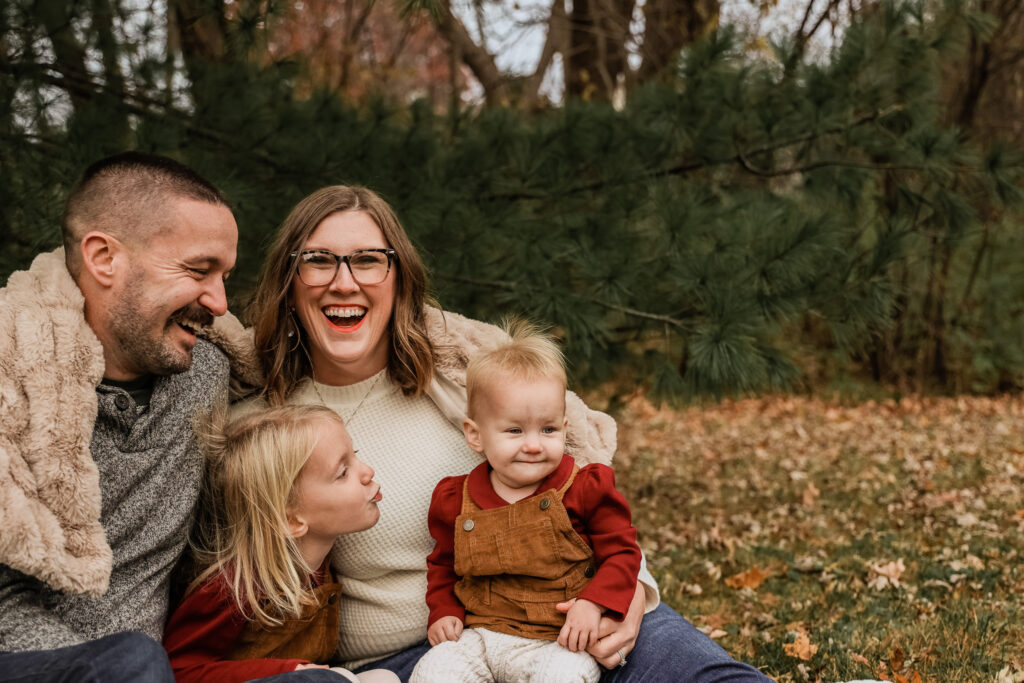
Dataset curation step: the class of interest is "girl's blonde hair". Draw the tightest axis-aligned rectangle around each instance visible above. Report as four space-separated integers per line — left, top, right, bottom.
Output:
189 404 343 626
247 185 436 405
465 318 567 417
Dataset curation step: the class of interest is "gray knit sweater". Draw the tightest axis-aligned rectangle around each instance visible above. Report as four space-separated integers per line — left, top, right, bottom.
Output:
0 339 229 651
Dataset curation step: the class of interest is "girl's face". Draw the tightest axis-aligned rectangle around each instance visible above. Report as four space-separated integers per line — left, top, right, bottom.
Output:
289 210 396 386
290 417 381 544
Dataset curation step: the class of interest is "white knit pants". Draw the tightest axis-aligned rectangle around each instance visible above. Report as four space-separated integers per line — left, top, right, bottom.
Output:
410 627 600 683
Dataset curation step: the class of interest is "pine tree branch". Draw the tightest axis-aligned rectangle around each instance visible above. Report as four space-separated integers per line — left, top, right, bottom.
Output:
3 60 287 171
734 149 924 177
0 131 66 156
436 273 693 331
484 105 905 200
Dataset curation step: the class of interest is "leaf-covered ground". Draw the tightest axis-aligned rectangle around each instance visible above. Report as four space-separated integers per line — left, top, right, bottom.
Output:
609 393 1024 683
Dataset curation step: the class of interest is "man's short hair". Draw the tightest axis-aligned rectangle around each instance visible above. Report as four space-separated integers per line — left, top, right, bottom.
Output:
465 318 567 417
61 152 228 276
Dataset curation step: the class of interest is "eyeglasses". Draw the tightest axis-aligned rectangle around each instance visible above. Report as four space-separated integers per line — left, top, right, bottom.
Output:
291 248 397 287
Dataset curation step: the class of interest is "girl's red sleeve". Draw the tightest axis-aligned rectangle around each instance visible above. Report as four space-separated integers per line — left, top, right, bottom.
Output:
163 573 306 683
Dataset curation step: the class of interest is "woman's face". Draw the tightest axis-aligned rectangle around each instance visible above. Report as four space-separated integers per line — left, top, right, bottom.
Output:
290 210 396 385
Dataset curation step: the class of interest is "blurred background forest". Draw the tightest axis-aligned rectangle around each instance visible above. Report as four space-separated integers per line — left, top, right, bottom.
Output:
3 0 1024 401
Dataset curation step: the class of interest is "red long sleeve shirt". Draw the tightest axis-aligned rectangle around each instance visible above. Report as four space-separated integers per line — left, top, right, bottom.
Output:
163 569 327 683
425 453 641 628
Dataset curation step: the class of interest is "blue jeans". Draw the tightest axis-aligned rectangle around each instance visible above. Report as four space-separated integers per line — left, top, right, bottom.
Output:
354 603 774 682
0 632 173 683
254 672 350 682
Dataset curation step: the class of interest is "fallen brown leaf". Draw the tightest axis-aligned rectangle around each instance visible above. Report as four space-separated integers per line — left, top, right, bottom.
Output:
891 646 905 671
802 482 820 506
725 567 768 590
783 633 818 661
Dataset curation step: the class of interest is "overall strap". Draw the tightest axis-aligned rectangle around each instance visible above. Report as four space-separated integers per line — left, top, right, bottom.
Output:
554 463 580 499
460 476 479 515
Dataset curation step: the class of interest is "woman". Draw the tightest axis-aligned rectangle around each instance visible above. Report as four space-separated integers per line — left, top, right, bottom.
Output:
241 185 772 682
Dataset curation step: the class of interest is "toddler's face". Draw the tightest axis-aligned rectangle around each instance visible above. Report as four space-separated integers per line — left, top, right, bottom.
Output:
291 417 382 542
464 375 567 496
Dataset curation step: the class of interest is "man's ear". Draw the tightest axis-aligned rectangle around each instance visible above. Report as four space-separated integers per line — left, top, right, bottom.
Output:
79 231 123 287
462 418 484 454
286 510 308 539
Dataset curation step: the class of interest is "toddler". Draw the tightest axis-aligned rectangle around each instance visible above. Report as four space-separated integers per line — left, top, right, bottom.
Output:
410 321 642 683
163 405 397 683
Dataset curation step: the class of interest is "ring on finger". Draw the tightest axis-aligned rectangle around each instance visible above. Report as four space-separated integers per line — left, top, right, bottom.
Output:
616 649 628 668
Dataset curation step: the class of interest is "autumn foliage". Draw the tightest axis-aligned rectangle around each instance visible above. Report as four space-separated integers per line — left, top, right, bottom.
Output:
611 391 1024 681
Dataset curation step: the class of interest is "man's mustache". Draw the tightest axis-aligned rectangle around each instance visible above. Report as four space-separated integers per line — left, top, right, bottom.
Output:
168 306 215 329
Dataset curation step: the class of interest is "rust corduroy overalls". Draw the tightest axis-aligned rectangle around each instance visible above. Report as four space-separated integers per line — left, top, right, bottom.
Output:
453 464 596 641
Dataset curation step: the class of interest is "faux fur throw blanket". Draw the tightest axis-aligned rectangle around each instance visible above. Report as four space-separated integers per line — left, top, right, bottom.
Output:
0 249 259 597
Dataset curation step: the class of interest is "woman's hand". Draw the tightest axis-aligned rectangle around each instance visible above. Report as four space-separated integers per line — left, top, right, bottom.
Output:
294 663 330 670
557 583 645 668
427 615 464 645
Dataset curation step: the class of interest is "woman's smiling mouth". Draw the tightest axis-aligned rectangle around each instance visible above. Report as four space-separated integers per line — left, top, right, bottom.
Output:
323 305 367 331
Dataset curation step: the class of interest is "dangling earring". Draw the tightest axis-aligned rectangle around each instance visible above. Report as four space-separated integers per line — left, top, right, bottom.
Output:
287 306 301 351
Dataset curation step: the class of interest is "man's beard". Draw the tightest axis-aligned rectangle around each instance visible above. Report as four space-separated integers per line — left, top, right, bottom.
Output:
108 286 214 377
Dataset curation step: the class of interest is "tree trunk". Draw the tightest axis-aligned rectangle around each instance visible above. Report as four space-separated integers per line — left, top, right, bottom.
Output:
37 0 91 111
169 0 227 69
90 0 130 140
566 0 634 101
637 0 719 83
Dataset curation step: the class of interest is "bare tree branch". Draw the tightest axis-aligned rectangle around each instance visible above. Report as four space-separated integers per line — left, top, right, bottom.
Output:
432 0 507 105
437 273 693 331
787 0 842 73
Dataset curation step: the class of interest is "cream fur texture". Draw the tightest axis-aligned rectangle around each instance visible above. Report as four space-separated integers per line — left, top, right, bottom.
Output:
0 249 256 596
0 249 110 596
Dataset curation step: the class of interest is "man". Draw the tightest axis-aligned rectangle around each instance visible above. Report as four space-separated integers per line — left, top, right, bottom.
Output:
0 152 239 681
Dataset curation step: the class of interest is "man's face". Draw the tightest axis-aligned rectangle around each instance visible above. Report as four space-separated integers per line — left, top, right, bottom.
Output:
107 198 238 378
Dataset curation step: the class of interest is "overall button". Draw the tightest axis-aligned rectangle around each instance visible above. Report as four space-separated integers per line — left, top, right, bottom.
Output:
463 519 475 531
539 498 551 510
114 395 130 411
584 565 596 578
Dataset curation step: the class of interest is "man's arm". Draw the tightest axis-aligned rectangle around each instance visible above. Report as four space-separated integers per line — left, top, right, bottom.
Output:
0 566 86 652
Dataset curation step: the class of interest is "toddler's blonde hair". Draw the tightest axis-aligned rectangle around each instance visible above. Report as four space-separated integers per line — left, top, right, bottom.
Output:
465 318 567 417
189 404 343 626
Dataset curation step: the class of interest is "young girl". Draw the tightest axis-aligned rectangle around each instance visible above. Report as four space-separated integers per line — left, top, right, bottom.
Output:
163 405 398 683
